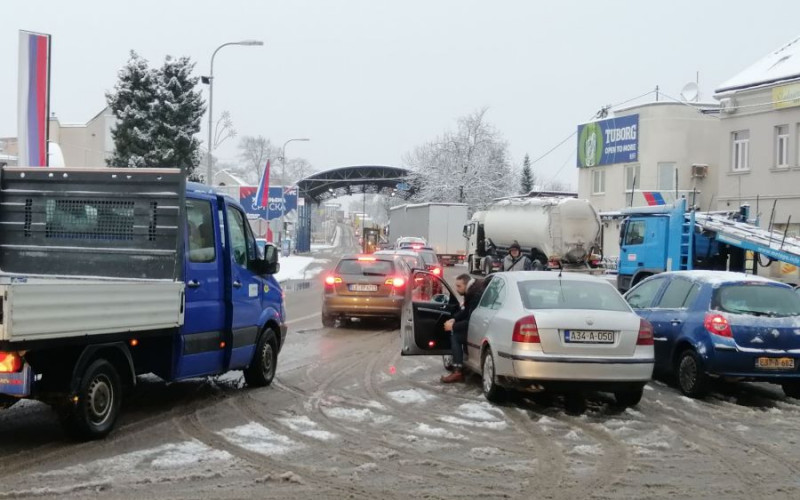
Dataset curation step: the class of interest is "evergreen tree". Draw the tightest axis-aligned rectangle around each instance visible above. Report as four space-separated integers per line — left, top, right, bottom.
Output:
106 51 157 168
151 56 206 177
520 153 534 194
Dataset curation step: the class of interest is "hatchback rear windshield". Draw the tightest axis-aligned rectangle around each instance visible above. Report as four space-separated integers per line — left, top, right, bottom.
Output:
419 251 438 265
518 280 631 312
336 259 394 276
713 284 800 317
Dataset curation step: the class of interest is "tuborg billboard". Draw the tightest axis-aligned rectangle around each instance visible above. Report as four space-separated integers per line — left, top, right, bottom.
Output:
577 114 639 168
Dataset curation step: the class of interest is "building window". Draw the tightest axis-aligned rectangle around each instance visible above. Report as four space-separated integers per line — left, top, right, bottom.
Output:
732 130 750 172
592 169 605 195
625 164 640 192
776 125 789 168
657 162 676 191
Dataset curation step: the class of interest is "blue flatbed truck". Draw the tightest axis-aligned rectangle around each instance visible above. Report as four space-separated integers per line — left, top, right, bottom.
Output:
617 198 800 292
0 167 286 440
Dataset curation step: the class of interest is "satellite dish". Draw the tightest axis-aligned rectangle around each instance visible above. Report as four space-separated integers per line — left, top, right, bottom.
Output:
680 82 700 102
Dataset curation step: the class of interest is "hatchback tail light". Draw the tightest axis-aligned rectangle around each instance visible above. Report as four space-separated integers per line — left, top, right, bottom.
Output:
704 313 732 338
386 276 406 288
324 276 342 286
512 316 540 343
637 319 654 346
0 352 22 373
431 267 441 276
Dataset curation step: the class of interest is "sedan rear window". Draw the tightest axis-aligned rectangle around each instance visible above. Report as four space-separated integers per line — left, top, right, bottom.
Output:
336 259 394 276
419 252 438 265
713 284 800 317
518 280 631 312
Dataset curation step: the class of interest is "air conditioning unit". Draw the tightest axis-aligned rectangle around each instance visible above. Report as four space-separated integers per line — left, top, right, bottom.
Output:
691 164 709 178
719 98 736 114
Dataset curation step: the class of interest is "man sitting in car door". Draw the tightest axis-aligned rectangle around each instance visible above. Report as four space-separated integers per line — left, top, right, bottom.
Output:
441 274 484 383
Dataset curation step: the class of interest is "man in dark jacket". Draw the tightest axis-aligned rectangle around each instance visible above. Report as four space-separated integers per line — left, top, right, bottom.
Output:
441 274 484 383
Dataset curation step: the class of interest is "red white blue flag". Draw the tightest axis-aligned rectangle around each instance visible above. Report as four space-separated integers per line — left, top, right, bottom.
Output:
17 30 51 167
254 159 271 208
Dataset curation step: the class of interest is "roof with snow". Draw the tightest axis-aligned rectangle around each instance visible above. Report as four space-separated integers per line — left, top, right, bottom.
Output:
716 35 800 93
296 165 415 203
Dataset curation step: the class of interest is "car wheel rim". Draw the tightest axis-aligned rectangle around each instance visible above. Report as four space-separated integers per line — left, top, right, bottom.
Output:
483 355 494 394
263 344 275 379
88 374 113 426
679 356 696 392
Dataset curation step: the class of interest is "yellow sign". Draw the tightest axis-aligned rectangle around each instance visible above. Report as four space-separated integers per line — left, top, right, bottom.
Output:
773 83 800 109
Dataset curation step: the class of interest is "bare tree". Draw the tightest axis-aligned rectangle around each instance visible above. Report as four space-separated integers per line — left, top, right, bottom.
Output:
236 136 279 184
404 108 514 209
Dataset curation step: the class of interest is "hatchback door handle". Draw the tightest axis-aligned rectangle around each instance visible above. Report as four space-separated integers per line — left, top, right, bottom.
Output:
233 280 243 289
187 280 201 288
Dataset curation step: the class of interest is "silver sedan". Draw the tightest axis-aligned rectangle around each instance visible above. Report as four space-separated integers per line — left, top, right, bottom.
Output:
401 271 654 407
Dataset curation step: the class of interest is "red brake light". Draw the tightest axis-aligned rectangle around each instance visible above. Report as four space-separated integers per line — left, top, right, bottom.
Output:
704 313 732 338
637 319 654 346
386 276 406 288
432 267 441 276
0 352 22 373
512 316 540 343
412 244 423 250
357 257 376 262
325 276 342 286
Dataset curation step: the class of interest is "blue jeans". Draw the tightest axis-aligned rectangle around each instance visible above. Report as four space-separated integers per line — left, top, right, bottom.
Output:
451 329 467 367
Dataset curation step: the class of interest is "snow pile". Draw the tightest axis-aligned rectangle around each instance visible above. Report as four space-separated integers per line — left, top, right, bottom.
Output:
439 403 508 430
278 415 337 441
414 423 466 440
568 444 604 457
323 406 392 425
37 440 232 478
218 422 302 455
564 430 582 441
387 389 437 404
274 256 315 283
469 447 504 459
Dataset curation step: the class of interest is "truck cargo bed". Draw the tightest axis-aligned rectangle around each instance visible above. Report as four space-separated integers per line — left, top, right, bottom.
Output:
0 276 184 343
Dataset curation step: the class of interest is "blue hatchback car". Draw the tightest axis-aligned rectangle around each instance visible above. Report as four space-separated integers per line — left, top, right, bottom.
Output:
624 270 800 399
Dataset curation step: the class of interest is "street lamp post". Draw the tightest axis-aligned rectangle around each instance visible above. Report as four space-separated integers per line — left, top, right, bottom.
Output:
205 40 264 185
278 138 310 244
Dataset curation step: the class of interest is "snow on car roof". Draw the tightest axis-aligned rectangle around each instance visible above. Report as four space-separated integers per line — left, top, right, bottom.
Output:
716 35 800 93
667 270 779 286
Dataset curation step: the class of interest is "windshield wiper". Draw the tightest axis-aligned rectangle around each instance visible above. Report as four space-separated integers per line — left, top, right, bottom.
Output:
727 308 770 317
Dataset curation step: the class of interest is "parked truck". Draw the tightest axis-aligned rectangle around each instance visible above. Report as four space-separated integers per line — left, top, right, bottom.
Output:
464 197 602 275
617 198 800 292
0 167 285 440
389 203 468 265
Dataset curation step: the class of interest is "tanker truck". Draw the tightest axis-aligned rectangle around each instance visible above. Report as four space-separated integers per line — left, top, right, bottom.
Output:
463 197 602 275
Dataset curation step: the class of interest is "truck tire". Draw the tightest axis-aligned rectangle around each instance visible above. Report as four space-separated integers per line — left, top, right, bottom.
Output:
467 256 475 274
244 329 278 388
58 358 122 440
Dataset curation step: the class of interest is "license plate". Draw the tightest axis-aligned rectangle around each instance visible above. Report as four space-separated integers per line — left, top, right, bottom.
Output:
564 330 615 344
349 284 378 292
755 357 795 370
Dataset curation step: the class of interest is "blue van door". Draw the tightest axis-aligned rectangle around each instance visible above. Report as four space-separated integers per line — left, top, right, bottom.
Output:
225 204 265 370
176 196 226 378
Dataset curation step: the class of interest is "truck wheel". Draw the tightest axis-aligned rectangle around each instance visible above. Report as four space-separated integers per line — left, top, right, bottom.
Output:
244 329 278 388
467 256 474 274
59 359 122 440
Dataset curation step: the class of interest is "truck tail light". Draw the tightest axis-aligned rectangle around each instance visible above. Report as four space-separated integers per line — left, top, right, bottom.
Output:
704 313 732 338
512 316 540 343
637 319 654 345
0 352 22 373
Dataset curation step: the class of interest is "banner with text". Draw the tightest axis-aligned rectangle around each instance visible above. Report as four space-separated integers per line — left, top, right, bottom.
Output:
577 114 639 168
239 186 298 219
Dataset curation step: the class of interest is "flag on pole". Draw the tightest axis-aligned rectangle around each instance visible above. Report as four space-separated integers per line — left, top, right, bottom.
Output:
17 30 51 167
254 159 271 208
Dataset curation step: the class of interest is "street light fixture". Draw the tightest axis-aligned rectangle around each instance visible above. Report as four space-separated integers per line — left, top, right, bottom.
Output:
278 138 310 243
204 40 264 185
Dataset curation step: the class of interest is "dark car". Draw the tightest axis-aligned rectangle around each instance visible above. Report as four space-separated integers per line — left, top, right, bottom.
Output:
625 270 800 398
412 247 442 277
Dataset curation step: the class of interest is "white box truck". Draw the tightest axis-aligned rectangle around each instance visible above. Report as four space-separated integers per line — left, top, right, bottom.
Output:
389 203 468 265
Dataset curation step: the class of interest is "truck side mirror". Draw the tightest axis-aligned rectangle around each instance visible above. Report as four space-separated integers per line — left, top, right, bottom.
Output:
257 244 281 275
619 219 628 247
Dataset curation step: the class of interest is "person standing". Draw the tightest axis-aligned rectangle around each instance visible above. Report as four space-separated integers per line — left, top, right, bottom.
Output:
503 241 532 272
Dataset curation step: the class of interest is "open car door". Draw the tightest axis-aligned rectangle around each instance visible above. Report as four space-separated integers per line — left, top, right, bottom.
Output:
401 271 461 355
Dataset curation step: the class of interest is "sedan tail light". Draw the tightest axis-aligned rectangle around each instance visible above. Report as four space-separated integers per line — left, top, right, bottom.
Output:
0 352 22 373
431 267 441 276
386 276 406 288
704 313 732 338
637 319 654 346
512 316 540 343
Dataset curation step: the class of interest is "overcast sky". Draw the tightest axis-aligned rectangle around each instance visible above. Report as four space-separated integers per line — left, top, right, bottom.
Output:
3 0 800 188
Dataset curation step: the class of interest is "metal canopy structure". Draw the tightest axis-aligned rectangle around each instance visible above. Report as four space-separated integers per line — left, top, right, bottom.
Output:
296 165 415 203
